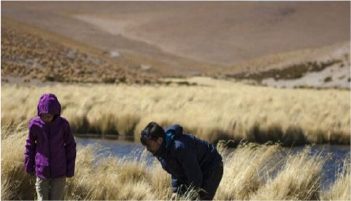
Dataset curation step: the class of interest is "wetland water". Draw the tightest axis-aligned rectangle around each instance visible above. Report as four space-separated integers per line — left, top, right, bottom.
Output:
76 137 350 190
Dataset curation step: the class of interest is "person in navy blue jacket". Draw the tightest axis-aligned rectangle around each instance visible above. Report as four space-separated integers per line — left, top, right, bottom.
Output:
140 122 223 200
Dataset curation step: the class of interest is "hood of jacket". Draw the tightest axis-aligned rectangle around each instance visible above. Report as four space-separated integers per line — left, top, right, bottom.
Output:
164 124 183 149
154 124 183 156
37 93 61 116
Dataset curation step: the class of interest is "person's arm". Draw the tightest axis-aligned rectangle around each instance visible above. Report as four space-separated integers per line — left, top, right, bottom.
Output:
64 121 76 177
171 174 180 193
24 124 36 174
175 145 203 188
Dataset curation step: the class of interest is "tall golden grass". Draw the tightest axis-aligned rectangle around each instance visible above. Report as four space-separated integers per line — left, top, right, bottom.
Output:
321 160 351 200
250 148 323 200
2 125 350 200
2 77 350 145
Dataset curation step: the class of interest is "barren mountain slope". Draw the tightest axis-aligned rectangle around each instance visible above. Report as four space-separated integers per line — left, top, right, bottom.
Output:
2 1 349 76
1 19 155 84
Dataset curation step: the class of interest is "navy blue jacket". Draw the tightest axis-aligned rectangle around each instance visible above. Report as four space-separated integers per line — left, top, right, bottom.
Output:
154 125 222 192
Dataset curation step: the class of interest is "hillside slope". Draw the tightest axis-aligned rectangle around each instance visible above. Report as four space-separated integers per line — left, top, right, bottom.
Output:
2 1 349 75
1 19 154 84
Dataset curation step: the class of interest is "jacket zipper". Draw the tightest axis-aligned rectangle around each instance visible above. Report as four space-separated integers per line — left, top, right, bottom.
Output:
48 124 52 178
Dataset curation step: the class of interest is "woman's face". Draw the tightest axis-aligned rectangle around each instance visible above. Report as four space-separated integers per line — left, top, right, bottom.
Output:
40 113 54 123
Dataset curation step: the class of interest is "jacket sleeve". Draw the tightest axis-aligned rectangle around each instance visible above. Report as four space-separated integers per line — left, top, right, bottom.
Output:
175 145 203 189
64 121 76 177
24 124 37 174
171 175 180 193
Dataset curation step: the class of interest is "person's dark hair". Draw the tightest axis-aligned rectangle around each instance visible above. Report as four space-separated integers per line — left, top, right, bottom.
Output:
140 122 165 145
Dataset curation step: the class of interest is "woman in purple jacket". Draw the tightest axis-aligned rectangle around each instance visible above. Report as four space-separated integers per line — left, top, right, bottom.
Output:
24 93 76 200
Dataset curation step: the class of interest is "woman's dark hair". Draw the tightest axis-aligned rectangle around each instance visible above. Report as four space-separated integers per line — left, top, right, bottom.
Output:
140 122 165 145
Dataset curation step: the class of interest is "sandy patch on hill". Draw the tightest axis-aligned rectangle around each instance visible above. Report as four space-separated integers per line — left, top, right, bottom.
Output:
262 64 350 89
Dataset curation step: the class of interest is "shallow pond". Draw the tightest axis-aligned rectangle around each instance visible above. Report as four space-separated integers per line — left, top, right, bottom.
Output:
76 137 350 190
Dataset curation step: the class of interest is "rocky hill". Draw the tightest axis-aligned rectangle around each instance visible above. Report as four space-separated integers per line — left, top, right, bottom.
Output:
1 19 155 84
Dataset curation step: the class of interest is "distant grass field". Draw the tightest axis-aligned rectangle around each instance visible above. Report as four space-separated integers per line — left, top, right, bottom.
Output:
2 77 350 145
1 126 349 200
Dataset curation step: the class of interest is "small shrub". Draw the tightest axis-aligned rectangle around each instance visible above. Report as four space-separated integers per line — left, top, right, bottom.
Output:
324 76 332 83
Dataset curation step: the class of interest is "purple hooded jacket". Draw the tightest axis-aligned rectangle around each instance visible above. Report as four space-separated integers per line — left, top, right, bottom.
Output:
24 93 76 179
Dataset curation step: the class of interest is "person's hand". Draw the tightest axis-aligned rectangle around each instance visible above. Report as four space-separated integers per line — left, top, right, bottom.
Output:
171 193 177 200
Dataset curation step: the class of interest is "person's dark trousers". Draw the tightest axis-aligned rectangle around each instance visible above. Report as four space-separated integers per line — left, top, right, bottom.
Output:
199 161 224 200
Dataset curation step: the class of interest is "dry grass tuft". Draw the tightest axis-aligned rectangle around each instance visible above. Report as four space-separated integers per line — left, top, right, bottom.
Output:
250 148 324 200
216 143 282 200
321 159 351 201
